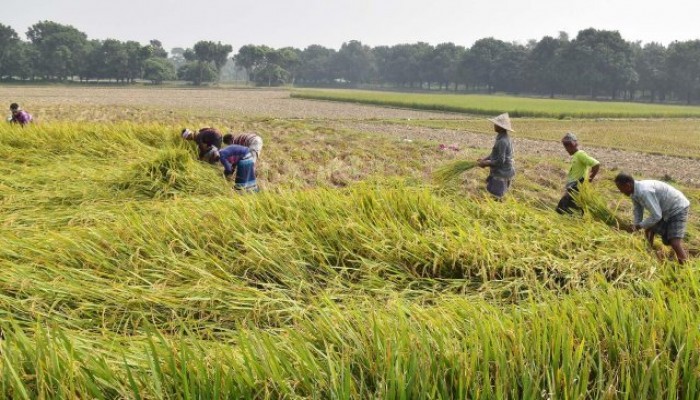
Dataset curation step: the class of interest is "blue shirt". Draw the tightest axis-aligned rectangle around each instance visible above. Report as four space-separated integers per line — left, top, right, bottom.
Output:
219 144 251 175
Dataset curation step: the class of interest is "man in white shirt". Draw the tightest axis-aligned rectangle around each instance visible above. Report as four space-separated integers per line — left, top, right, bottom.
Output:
614 173 691 264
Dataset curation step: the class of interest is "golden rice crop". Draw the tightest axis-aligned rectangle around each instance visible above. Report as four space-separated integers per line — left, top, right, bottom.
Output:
432 160 477 185
0 115 699 398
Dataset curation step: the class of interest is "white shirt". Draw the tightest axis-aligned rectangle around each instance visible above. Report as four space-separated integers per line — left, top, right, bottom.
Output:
631 180 690 228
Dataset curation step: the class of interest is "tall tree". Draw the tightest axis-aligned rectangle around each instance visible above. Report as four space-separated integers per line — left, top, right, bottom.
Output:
567 28 636 99
26 21 88 80
634 42 668 102
332 40 375 85
233 44 271 83
0 23 20 79
463 38 509 93
526 36 566 97
666 40 700 104
143 57 176 84
298 45 335 84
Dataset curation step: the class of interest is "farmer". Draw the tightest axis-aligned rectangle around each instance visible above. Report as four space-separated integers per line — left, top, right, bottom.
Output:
614 173 690 264
181 127 223 164
477 113 515 199
218 144 258 192
223 132 264 162
556 132 600 214
9 103 33 126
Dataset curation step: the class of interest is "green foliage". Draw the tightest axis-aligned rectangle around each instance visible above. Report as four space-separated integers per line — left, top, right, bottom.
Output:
143 57 176 84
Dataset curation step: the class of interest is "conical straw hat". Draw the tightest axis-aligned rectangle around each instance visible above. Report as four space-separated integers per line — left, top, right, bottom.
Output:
487 113 515 132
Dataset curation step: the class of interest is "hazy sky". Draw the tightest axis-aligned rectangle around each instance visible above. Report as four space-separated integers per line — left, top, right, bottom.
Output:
4 0 699 51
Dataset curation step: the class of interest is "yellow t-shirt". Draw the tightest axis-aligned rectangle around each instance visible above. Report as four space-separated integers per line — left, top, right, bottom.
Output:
567 150 599 183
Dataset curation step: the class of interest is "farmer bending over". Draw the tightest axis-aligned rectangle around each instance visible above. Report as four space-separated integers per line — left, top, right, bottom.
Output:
556 132 600 214
181 127 223 163
9 103 33 126
477 113 515 200
223 132 264 162
614 172 690 264
218 144 258 192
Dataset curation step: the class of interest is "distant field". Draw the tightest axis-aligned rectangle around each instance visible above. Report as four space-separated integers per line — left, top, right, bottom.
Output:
394 118 700 159
292 89 700 118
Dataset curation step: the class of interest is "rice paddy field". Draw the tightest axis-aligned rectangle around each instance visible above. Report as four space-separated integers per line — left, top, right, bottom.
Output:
1 86 700 398
293 88 700 119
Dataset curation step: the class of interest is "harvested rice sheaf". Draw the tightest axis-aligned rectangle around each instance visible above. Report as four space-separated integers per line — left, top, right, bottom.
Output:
113 148 224 198
433 160 477 185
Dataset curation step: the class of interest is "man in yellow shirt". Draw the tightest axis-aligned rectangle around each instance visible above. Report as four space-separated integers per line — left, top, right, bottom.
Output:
556 132 600 214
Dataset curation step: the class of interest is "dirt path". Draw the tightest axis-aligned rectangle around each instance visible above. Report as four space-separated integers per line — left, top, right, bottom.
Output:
338 121 700 187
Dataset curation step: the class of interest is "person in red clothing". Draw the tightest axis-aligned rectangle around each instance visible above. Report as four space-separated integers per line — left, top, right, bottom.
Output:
181 127 223 163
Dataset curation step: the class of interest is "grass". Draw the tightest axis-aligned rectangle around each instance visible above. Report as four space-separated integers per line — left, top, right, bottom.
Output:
293 88 700 118
1 96 700 397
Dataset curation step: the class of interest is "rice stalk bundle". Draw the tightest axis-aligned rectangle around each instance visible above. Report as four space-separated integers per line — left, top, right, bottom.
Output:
572 183 628 230
113 148 224 198
433 160 477 185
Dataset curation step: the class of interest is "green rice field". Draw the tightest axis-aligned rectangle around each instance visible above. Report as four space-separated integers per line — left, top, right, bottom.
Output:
0 87 699 398
293 89 700 119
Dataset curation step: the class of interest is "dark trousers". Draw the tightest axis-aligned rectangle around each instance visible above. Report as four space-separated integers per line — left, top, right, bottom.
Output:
556 179 584 215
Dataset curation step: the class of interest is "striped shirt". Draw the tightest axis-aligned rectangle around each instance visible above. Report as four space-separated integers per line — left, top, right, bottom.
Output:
229 133 260 147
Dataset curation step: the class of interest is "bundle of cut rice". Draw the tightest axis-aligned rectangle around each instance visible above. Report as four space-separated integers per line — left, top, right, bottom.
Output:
433 161 477 185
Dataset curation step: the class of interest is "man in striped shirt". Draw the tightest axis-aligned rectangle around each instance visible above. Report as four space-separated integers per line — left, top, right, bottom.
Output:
223 132 263 162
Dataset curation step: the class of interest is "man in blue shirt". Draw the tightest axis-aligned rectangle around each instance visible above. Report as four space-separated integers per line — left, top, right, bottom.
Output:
217 144 258 192
615 172 690 264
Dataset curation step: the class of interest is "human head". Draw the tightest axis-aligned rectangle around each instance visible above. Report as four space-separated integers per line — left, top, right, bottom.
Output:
181 128 194 140
202 147 220 163
223 133 233 145
614 173 635 196
487 113 515 134
10 103 20 115
561 132 579 155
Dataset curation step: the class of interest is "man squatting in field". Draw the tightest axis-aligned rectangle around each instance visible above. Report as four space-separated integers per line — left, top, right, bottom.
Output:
614 173 691 264
181 127 223 163
477 113 515 199
223 132 264 163
216 144 258 192
556 132 600 214
8 103 33 126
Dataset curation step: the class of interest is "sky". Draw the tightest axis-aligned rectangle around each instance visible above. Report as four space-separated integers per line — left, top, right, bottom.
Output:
3 0 700 52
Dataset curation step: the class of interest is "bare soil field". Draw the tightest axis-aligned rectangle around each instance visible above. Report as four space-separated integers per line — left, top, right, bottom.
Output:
1 86 461 120
338 121 700 187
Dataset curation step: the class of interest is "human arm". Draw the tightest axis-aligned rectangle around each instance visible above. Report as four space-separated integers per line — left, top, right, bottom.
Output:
634 193 663 229
589 164 600 182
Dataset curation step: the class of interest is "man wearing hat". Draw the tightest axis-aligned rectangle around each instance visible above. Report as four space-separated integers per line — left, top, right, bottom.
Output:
9 103 33 126
556 132 600 214
477 113 515 199
181 127 223 164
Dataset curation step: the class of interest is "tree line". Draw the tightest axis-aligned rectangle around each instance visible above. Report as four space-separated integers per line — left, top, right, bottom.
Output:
2 21 700 103
0 21 231 85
